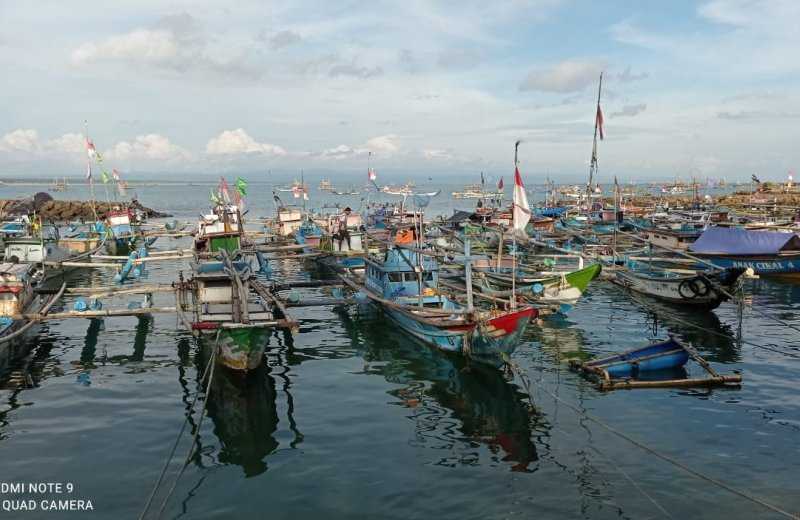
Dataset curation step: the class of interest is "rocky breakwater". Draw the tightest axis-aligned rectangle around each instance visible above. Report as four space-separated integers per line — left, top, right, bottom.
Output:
0 192 171 221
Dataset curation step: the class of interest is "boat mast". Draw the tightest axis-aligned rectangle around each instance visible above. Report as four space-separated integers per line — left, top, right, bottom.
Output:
511 141 520 310
587 72 603 213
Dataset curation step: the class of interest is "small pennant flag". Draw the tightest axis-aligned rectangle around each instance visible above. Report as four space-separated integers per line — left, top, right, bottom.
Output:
101 170 110 184
596 104 605 140
752 174 761 184
85 163 92 180
368 168 377 181
112 168 121 181
235 177 248 196
86 138 97 159
219 177 231 203
497 177 504 190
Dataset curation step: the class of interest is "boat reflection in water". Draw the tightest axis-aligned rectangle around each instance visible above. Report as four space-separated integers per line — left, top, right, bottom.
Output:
195 330 300 478
338 307 546 472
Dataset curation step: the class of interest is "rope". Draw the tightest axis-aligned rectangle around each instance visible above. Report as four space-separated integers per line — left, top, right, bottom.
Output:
635 294 800 360
508 361 799 520
138 330 220 520
506 359 673 519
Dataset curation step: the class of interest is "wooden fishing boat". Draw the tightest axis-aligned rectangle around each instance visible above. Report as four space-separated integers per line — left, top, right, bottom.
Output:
610 258 745 309
343 246 536 364
577 337 690 378
104 207 138 256
473 262 602 309
688 226 800 277
177 256 291 371
0 263 64 346
570 335 743 391
194 204 243 257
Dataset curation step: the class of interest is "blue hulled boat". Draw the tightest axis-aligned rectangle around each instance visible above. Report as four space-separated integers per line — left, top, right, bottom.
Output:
579 337 690 378
347 245 536 364
689 226 800 277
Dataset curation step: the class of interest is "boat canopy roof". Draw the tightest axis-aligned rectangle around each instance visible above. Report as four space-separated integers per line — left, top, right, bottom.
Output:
375 248 437 273
690 227 800 255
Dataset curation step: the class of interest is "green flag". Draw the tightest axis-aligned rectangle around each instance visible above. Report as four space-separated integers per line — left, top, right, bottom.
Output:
100 170 110 183
235 177 248 196
210 189 221 204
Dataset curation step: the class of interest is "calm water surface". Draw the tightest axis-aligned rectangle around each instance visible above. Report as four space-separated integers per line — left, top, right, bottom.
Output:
0 181 798 519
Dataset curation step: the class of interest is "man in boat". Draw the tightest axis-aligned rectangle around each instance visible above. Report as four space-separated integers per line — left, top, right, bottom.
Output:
335 207 352 249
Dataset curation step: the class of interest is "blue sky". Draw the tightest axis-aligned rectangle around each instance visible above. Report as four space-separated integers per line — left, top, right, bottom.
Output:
0 0 798 182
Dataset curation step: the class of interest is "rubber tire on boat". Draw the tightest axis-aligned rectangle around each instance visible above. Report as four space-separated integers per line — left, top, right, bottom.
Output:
693 277 712 297
678 279 699 299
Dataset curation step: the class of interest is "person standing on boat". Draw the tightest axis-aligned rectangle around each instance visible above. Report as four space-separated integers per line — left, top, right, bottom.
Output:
335 207 352 249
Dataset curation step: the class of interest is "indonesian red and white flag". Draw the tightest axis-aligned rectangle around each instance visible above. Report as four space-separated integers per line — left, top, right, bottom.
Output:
219 177 231 203
596 104 605 140
368 168 377 181
85 163 92 180
497 177 504 190
86 138 98 159
112 168 121 181
512 167 530 232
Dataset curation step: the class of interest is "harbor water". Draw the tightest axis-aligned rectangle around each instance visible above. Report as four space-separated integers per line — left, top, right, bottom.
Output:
0 180 798 519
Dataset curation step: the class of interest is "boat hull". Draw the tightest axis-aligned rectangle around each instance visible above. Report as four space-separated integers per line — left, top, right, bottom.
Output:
198 327 268 371
692 254 800 277
383 306 535 363
613 267 742 309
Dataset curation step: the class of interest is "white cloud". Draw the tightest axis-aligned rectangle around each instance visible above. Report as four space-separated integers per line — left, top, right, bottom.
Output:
0 129 40 153
205 129 287 156
72 30 179 66
365 134 400 154
46 133 86 155
423 148 453 160
320 144 362 160
520 60 605 93
105 134 191 162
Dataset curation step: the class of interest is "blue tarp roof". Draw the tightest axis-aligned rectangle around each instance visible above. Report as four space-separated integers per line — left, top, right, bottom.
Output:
689 226 800 255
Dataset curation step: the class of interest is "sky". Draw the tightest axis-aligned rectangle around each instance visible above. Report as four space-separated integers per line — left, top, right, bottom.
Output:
0 0 798 182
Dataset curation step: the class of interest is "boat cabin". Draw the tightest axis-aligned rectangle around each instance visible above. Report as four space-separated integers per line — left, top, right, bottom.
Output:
365 248 441 305
0 263 36 317
195 205 243 254
4 224 62 263
191 261 273 324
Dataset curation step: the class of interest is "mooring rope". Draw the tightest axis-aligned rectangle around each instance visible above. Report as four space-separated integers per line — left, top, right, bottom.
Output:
642 300 800 360
507 359 674 518
504 361 799 520
138 330 220 520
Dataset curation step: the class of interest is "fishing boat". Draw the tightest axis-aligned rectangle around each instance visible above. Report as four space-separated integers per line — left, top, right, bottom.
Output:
472 262 602 310
294 218 323 251
104 207 138 256
570 335 742 390
688 226 800 277
576 337 690 378
274 205 303 237
319 179 334 192
0 263 63 346
177 256 288 371
49 177 68 192
344 245 536 364
610 258 745 309
314 209 368 270
194 204 243 257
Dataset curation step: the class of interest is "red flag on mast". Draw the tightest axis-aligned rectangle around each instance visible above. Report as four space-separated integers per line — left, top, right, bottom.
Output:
498 177 504 190
596 105 605 140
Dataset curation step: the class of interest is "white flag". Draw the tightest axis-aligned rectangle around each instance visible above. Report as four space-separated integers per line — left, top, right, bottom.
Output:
512 167 530 232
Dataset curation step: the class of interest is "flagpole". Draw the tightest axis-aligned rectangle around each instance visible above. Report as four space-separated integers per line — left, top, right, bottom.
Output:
511 141 519 310
85 120 99 223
